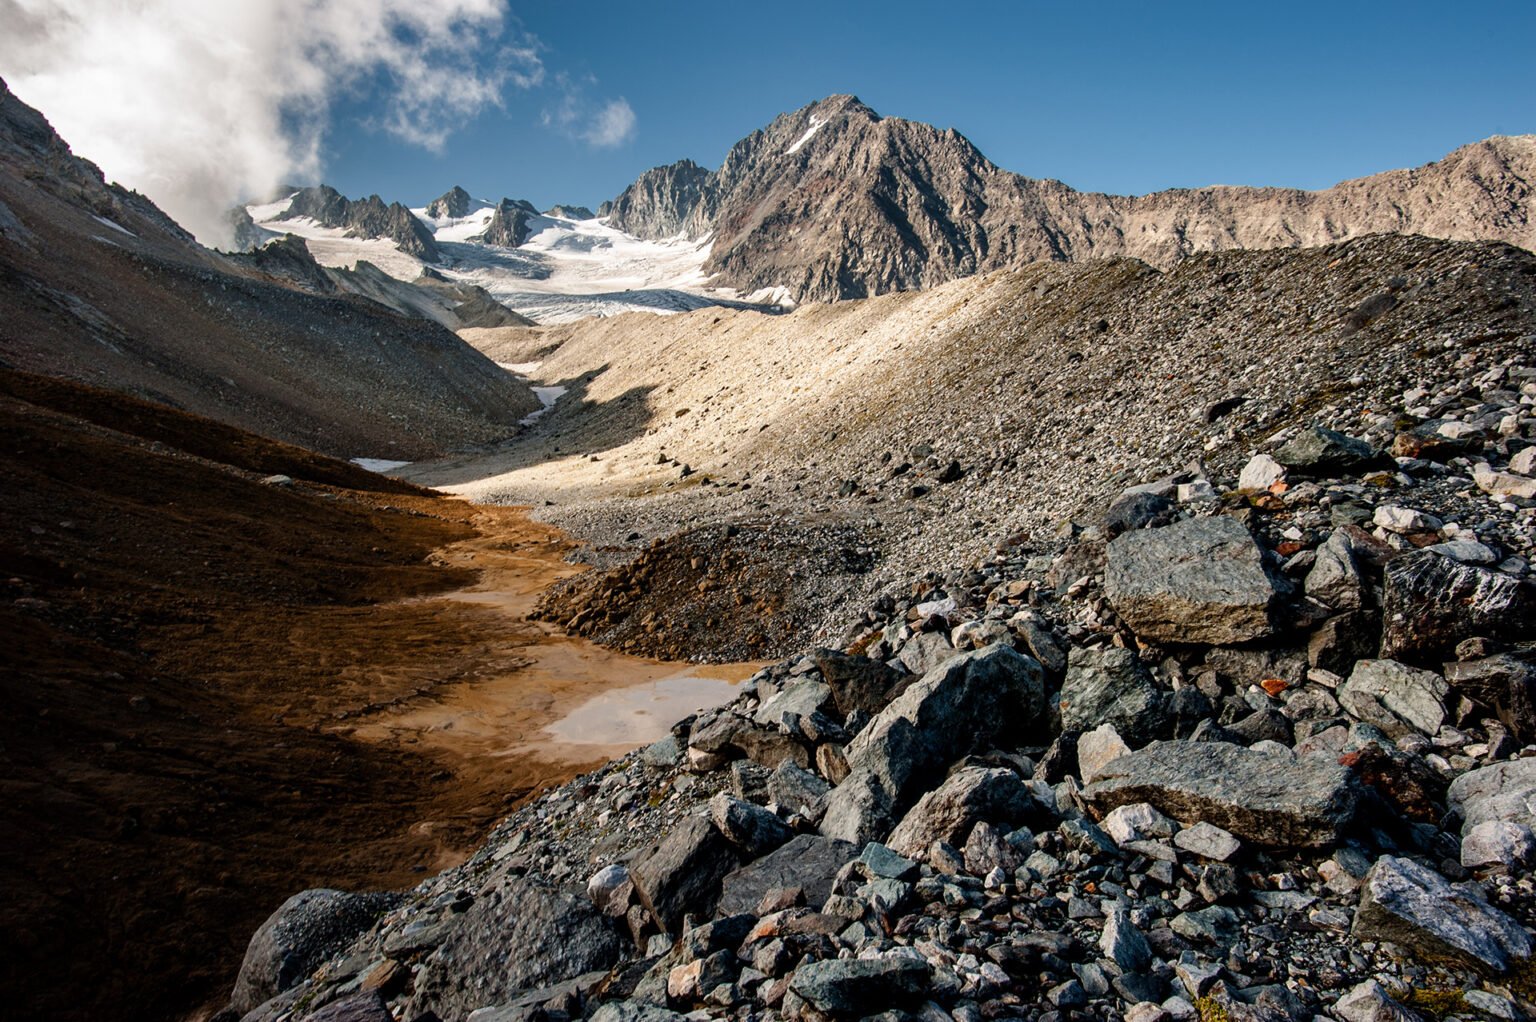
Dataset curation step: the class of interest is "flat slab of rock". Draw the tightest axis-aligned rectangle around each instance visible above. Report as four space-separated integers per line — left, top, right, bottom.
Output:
1352 855 1532 974
410 876 624 1019
716 834 856 918
821 644 1046 845
1081 740 1362 847
1104 516 1277 645
1337 659 1448 738
787 956 932 1019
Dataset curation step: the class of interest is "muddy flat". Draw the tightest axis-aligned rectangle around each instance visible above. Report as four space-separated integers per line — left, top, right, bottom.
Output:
0 371 753 1022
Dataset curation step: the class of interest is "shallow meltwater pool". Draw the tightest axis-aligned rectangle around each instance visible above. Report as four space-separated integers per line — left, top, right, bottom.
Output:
543 669 745 746
341 510 765 786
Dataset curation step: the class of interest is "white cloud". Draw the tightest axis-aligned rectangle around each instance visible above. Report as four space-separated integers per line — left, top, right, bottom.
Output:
0 0 539 245
541 73 636 150
584 98 636 148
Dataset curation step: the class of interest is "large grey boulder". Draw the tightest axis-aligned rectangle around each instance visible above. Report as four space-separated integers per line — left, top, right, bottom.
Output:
708 794 793 857
630 815 742 934
1275 426 1378 477
786 956 933 1019
1333 980 1423 1022
231 889 399 1016
1352 855 1532 974
1448 759 1536 828
1380 551 1532 662
1081 740 1362 847
716 834 857 917
1337 660 1448 738
885 767 1033 858
754 678 832 727
1059 647 1171 746
820 644 1047 845
1104 516 1278 645
409 876 623 1020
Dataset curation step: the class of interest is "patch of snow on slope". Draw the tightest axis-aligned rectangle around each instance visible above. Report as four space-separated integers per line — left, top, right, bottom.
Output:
499 361 566 425
92 214 135 237
352 458 412 473
785 115 825 155
247 194 298 223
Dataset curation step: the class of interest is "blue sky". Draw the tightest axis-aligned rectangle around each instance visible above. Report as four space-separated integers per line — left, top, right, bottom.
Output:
315 0 1536 210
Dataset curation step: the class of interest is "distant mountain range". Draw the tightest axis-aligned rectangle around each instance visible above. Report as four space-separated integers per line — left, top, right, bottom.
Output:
256 94 1534 310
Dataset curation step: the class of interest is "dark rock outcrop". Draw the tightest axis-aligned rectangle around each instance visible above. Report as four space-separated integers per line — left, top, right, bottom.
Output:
477 198 541 248
283 185 439 261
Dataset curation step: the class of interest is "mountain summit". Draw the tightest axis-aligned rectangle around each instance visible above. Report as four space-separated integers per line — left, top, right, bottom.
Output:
607 95 1536 302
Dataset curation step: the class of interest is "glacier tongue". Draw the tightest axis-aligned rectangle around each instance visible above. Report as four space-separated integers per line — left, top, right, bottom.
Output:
248 202 780 324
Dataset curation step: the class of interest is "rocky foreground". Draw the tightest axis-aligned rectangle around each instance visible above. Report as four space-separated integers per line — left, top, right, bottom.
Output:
221 364 1536 1022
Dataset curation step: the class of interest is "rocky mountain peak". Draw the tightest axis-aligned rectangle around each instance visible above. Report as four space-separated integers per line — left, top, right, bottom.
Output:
426 184 472 219
475 197 539 248
601 95 1535 304
283 185 440 262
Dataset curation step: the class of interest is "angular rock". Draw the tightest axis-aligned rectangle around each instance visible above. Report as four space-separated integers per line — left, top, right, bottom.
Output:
1237 454 1286 492
1060 646 1172 746
716 834 856 918
812 649 910 719
708 794 793 857
820 645 1046 845
768 761 832 813
588 1005 687 1022
306 993 391 1022
1447 758 1536 834
1461 820 1536 870
587 863 634 917
1082 740 1362 847
1100 904 1153 971
1337 659 1449 738
1077 723 1132 784
631 815 742 934
1380 551 1532 662
231 889 398 1016
786 957 932 1019
1104 491 1175 538
885 766 1032 858
754 678 833 727
411 876 624 1019
1105 516 1278 645
1173 821 1241 861
1275 426 1378 477
1443 653 1536 743
858 842 919 881
896 631 956 676
1352 855 1532 974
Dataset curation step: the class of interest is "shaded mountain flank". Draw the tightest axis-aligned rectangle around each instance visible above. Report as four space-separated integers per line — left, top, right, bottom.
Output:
607 94 1535 302
0 77 539 460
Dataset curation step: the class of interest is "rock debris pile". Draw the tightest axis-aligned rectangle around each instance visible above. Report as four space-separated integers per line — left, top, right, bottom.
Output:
223 401 1536 1022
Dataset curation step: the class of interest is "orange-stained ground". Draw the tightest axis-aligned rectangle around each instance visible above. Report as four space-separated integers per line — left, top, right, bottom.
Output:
0 371 754 1022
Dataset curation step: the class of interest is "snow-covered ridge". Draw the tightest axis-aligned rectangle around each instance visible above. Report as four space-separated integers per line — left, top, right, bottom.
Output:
247 195 790 325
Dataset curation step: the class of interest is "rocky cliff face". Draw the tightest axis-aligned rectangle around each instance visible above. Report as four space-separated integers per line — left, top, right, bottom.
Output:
474 197 539 248
607 95 1536 303
285 184 441 262
606 158 719 240
426 185 473 219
